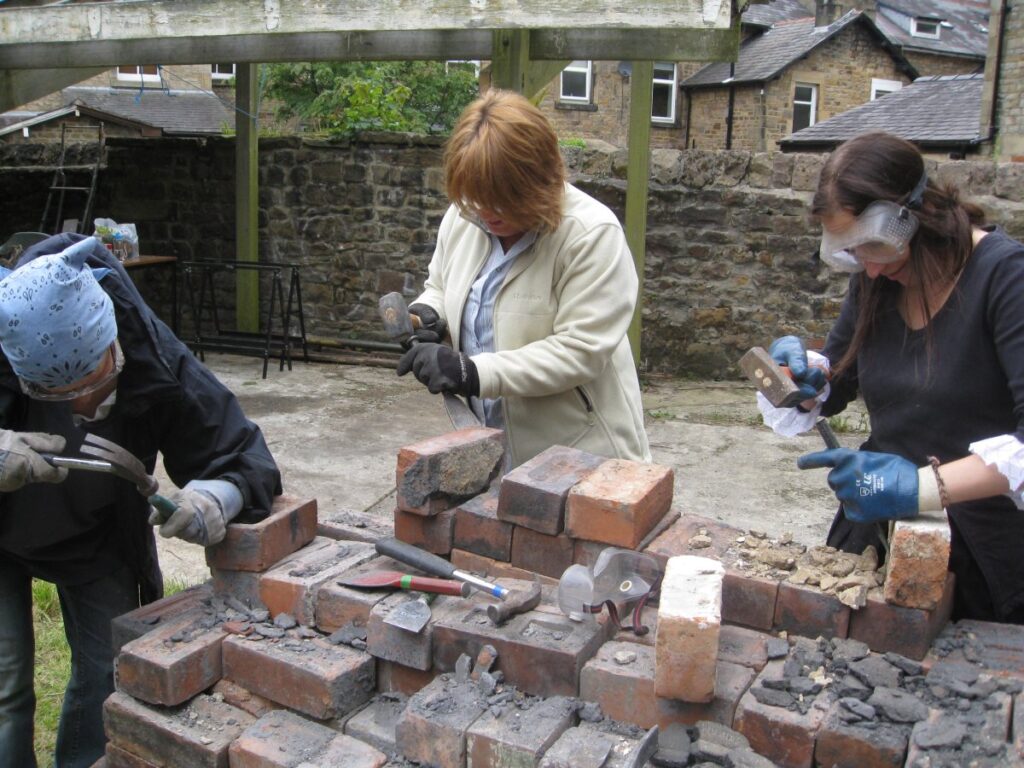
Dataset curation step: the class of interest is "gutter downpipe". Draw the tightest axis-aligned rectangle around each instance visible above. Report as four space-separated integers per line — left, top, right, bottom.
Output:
725 63 736 150
980 0 1008 146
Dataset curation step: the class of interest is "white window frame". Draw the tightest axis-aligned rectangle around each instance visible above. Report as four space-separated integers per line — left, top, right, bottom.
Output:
211 63 236 83
792 82 818 132
560 61 592 103
651 62 678 125
117 65 160 84
910 17 941 38
871 78 903 100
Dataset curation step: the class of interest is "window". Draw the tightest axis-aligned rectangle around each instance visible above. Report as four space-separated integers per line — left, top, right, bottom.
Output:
211 63 236 83
792 83 818 132
911 17 941 38
117 65 160 84
651 62 677 124
871 78 903 100
446 60 480 76
560 61 592 102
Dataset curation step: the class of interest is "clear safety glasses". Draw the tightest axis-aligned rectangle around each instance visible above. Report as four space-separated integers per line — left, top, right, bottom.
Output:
819 200 920 273
19 340 124 402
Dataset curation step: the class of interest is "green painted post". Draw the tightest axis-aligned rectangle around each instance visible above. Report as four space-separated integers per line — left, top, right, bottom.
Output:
235 63 259 332
625 61 653 368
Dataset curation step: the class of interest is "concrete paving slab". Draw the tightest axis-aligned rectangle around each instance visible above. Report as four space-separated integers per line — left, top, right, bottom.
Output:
155 354 867 585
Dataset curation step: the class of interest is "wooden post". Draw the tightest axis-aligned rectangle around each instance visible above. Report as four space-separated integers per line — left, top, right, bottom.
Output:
491 29 530 92
625 61 652 368
235 62 259 332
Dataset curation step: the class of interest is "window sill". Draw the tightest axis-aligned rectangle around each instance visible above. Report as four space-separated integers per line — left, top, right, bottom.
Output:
555 101 598 112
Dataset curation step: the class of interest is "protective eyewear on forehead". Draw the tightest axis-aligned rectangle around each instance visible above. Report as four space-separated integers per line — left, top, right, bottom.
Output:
19 341 124 402
819 200 920 273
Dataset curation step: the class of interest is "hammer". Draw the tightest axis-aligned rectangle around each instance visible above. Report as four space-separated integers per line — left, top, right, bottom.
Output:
487 579 542 626
738 346 840 449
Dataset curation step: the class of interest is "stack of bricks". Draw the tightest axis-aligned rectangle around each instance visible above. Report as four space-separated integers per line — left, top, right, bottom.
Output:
94 428 1024 768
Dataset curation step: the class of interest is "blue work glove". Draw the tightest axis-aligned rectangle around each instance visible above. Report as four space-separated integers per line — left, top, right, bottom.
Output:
797 448 919 524
769 335 827 401
396 342 479 397
405 303 449 349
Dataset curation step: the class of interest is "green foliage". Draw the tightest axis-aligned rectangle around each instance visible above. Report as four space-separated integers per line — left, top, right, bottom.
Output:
263 61 478 138
559 137 587 149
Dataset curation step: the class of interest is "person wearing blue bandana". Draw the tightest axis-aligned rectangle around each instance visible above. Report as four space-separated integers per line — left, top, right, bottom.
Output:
0 235 281 767
757 132 1024 624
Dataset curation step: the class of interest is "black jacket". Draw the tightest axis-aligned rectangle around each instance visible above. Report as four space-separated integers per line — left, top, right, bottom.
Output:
0 234 281 601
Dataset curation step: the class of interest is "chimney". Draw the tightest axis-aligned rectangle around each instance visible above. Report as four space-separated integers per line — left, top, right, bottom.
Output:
815 0 844 26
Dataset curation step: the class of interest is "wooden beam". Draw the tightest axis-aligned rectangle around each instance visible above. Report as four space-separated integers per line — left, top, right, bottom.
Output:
625 61 653 367
531 26 739 62
491 30 530 93
235 63 259 333
0 67 104 112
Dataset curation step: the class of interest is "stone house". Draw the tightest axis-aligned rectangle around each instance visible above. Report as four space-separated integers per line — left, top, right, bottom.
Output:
871 0 989 77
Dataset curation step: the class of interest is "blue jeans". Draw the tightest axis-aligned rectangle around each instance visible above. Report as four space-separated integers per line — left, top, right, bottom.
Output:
0 558 140 768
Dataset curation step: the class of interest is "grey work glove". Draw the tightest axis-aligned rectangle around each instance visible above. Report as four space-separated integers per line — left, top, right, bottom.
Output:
150 478 244 547
0 429 68 492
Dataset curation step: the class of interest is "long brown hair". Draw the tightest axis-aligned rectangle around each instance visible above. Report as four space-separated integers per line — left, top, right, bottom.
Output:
444 89 566 235
812 132 985 377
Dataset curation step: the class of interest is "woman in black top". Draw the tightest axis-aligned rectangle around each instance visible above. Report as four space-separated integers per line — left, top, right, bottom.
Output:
763 132 1024 624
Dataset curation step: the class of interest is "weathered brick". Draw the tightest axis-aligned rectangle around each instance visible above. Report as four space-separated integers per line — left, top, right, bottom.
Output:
906 692 1012 767
656 555 723 702
1014 690 1024 760
773 580 850 640
450 548 560 588
510 525 575 580
883 511 951 611
394 506 456 554
566 459 674 548
103 691 254 768
849 573 954 660
206 495 318 572
432 602 610 697
229 709 387 768
315 555 405 633
733 660 830 768
345 695 409 756
396 427 505 515
453 486 512 561
395 675 489 768
718 624 770 671
317 508 394 544
105 743 159 768
222 634 375 720
496 445 605 534
209 679 278 718
466 695 576 767
376 658 438 695
813 701 909 768
209 568 263 608
111 582 212 655
259 539 376 625
367 593 461 671
537 725 615 768
114 610 225 706
925 619 1024 681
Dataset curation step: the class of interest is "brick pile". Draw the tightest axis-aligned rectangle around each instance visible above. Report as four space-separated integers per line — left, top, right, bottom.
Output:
94 428 1024 767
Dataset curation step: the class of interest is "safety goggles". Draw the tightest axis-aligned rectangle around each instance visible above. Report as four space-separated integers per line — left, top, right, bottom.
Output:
19 340 124 402
819 200 920 272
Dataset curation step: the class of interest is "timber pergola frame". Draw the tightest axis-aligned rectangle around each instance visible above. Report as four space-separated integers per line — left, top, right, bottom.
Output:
0 0 742 355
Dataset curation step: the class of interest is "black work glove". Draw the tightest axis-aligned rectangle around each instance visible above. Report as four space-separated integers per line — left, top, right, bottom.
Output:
396 342 479 397
404 303 449 349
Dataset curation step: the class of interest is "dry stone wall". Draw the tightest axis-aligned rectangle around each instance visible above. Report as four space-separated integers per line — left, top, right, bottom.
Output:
0 135 1022 378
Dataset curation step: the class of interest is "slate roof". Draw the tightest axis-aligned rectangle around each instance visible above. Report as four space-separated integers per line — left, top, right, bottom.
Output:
778 73 983 149
874 0 988 60
682 10 915 88
741 0 811 29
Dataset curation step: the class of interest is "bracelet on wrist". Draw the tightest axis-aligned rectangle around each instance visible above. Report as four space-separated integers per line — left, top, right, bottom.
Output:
927 455 951 509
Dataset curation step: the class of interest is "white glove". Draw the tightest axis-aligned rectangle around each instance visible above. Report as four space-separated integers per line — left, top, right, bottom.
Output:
0 429 68 492
150 478 243 546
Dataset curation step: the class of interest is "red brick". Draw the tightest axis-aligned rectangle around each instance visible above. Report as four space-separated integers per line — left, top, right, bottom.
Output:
580 640 754 729
566 459 674 548
496 445 605 534
345 695 409 755
395 675 489 768
376 658 438 695
733 660 830 768
906 692 1012 766
1014 690 1024 760
114 610 225 706
538 724 616 767
722 570 780 631
432 600 610 697
466 695 576 766
222 635 375 720
510 525 575 580
111 582 212 654
718 624 770 671
453 486 512 561
924 620 1024 681
367 593 461 671
396 427 505 515
103 691 254 768
813 702 909 768
105 744 159 768
229 709 387 768
848 573 954 660
314 554 410 633
883 512 951 611
205 495 318 572
450 548 560 587
317 508 394 544
394 506 456 554
209 679 279 718
773 581 850 640
259 539 376 625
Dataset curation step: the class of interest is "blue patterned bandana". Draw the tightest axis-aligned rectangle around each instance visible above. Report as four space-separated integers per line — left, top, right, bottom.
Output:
0 237 117 386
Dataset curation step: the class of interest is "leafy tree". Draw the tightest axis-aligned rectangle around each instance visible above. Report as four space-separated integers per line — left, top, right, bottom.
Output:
263 61 478 137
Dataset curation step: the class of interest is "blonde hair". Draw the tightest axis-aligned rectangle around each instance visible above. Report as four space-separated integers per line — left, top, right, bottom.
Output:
444 89 566 234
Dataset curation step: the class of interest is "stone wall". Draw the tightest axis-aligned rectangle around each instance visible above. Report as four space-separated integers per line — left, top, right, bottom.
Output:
1 136 1022 379
995 0 1024 160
